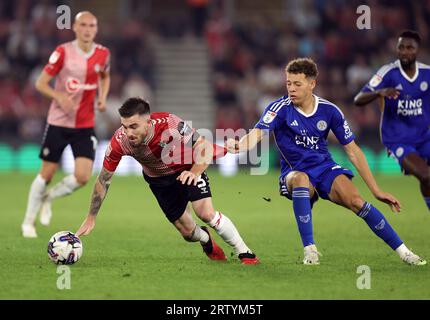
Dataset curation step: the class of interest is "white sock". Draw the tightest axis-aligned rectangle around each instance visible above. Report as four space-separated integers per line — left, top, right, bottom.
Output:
208 211 251 254
395 243 411 258
189 225 210 244
47 175 81 200
22 174 47 225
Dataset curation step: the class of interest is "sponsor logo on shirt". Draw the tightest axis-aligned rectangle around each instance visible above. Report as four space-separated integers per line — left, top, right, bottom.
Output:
65 77 98 93
397 98 423 116
295 130 320 150
343 120 353 139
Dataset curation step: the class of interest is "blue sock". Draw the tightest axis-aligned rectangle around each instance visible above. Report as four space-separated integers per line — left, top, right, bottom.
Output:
357 202 403 250
423 197 430 210
292 187 314 247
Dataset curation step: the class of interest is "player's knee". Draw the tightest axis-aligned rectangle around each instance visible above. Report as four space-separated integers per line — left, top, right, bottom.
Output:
349 194 365 212
197 210 215 223
291 172 310 187
74 173 90 186
40 172 54 184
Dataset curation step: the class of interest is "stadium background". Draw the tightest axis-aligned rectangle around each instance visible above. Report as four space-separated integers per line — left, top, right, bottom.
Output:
1 0 430 175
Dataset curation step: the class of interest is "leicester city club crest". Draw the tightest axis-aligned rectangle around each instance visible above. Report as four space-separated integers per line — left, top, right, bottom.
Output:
317 120 327 131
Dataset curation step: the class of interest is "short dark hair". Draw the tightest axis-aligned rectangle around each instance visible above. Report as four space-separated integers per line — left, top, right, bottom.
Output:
398 29 421 45
118 97 150 118
285 58 318 79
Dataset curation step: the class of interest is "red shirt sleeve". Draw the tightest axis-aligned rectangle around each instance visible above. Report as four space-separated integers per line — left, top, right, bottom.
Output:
103 134 124 172
43 46 65 77
103 49 111 73
167 113 195 144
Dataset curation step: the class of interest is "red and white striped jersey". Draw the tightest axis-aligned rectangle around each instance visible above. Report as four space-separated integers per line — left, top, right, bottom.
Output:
103 112 226 177
43 40 110 128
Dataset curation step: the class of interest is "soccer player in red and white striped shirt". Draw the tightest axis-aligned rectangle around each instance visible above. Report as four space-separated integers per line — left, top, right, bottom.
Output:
76 97 259 264
22 11 111 238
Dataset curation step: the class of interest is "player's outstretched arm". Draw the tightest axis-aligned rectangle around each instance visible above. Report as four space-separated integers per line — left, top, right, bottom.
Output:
353 88 400 106
225 128 264 154
343 141 401 212
76 168 114 236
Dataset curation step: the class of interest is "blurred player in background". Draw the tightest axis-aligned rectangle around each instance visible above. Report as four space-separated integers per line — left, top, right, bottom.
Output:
227 58 426 266
21 11 111 238
354 30 430 214
76 97 259 264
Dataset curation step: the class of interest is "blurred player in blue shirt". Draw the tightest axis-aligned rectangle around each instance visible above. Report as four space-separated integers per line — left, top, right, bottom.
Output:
355 30 430 213
227 58 426 266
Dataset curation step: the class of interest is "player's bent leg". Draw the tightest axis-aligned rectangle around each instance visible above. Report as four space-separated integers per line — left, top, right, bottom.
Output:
73 157 93 186
22 161 59 237
192 198 259 264
329 175 426 266
40 157 92 226
401 153 430 211
173 207 226 261
286 172 319 264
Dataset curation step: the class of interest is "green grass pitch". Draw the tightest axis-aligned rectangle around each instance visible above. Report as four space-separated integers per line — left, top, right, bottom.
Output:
1 170 429 299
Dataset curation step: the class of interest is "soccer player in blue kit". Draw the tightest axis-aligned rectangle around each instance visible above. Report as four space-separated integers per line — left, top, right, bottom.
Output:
354 30 430 213
226 58 426 266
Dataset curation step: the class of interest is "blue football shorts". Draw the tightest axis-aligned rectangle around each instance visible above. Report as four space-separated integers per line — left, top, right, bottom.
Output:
279 161 354 205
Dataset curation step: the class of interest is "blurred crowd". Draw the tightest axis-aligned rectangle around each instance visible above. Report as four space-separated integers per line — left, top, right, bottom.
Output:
1 0 430 151
206 0 430 150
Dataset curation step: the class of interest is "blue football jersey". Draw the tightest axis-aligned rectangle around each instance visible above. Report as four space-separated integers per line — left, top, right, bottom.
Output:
360 60 430 144
255 95 355 178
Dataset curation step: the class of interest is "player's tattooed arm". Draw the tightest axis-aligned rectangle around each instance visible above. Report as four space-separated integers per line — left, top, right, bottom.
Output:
89 168 114 216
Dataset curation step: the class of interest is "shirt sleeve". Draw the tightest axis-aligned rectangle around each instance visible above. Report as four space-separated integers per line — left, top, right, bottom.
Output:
254 100 285 132
167 114 196 145
102 49 111 73
102 134 124 172
360 65 392 93
43 46 65 77
330 106 355 145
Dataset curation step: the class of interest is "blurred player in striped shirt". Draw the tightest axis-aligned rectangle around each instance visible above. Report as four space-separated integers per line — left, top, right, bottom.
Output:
22 11 111 238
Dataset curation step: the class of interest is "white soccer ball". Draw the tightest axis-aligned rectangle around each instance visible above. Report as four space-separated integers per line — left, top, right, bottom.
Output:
47 231 83 265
